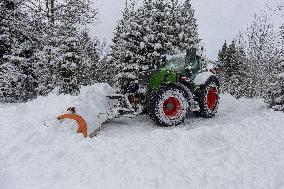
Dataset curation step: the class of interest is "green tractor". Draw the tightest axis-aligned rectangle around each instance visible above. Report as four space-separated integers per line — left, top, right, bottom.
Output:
107 48 220 127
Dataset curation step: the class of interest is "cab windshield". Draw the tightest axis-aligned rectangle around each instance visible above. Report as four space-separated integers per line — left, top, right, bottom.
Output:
165 52 203 76
164 53 186 73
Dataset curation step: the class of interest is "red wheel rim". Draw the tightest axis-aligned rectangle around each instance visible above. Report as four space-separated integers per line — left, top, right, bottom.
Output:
207 87 217 110
163 97 181 118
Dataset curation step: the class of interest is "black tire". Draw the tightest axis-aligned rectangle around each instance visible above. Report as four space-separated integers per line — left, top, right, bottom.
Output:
148 86 190 126
196 77 220 118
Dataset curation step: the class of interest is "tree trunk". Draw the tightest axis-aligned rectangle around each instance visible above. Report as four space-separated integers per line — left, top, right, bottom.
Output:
50 0 55 25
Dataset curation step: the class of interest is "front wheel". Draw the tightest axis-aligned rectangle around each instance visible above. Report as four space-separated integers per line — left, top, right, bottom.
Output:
196 77 220 118
148 86 190 126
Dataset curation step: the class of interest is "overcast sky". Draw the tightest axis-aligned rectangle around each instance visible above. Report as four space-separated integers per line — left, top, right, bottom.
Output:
91 0 282 60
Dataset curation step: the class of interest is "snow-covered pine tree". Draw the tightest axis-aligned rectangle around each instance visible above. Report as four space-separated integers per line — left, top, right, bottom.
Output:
217 39 249 99
0 63 24 103
35 33 58 96
77 31 100 86
246 12 277 98
31 0 98 95
146 0 171 68
94 39 113 83
136 0 171 70
109 0 137 86
218 41 228 64
223 41 237 96
268 74 284 111
23 0 57 96
57 0 98 94
230 41 249 99
0 1 12 60
267 24 284 111
178 0 199 52
0 0 39 102
54 25 81 95
217 41 228 93
280 24 284 65
166 0 179 51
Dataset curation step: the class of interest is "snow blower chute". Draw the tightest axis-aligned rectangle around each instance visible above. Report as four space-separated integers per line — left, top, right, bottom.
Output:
57 107 88 138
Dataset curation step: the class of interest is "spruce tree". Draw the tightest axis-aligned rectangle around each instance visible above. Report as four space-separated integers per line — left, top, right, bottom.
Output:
268 24 284 111
223 41 237 96
0 0 12 59
178 0 199 51
218 40 249 98
217 41 228 93
246 13 277 98
0 0 39 102
218 41 228 64
33 0 98 95
78 31 100 86
0 63 23 103
230 43 249 98
55 26 81 95
279 24 284 66
109 1 135 85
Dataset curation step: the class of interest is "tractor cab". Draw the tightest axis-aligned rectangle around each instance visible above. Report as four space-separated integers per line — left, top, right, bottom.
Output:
165 48 203 80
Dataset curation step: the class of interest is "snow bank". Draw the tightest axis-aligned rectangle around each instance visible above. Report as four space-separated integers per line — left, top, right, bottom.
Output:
1 86 284 189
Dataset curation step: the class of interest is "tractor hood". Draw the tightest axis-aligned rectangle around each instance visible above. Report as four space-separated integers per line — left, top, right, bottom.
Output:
139 69 177 90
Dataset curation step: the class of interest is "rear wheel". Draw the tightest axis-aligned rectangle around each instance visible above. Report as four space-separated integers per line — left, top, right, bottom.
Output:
148 86 190 126
196 77 219 118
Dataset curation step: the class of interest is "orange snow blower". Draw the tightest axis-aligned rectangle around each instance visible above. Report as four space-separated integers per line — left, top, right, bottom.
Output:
57 107 88 138
56 94 137 138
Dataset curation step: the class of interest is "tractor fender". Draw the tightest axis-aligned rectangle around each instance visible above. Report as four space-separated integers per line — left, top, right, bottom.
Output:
193 72 216 86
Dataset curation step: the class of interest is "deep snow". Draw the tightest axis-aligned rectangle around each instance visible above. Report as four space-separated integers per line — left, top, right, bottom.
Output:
0 84 284 189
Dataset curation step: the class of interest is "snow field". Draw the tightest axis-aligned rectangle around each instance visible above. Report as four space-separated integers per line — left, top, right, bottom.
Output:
0 84 284 189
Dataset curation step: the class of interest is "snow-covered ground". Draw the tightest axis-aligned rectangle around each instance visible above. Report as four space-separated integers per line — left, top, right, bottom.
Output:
0 84 284 189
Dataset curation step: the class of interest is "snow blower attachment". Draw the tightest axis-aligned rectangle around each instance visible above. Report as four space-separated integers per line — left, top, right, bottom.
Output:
57 95 138 138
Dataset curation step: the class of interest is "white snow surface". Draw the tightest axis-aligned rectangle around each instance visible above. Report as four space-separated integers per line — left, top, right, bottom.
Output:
1 84 284 189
